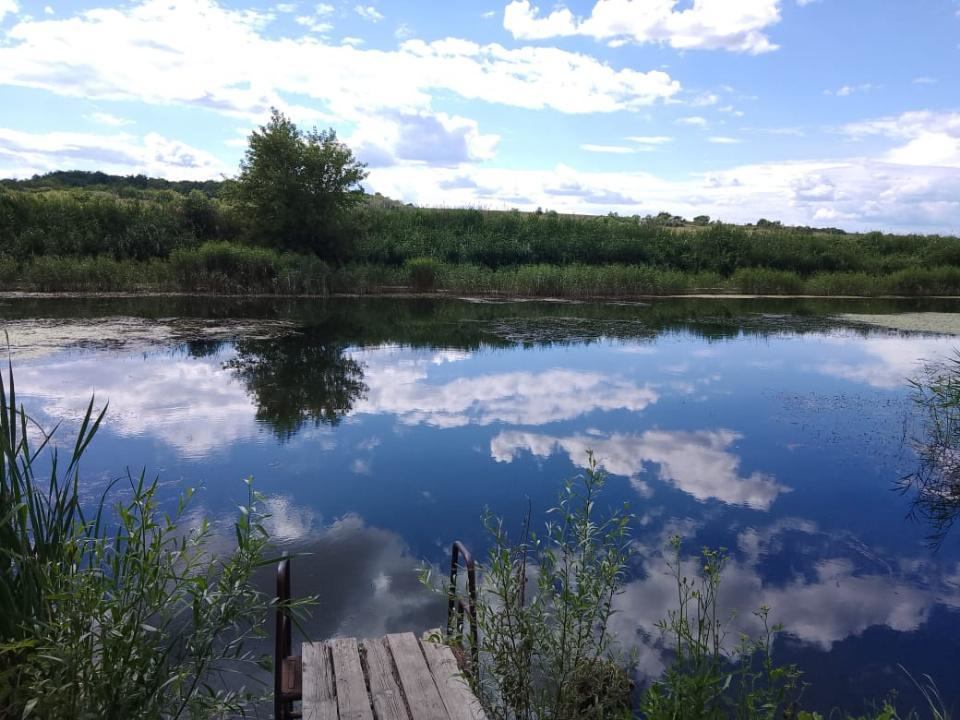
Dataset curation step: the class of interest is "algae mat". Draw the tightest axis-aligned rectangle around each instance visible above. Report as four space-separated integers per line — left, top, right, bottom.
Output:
840 313 960 335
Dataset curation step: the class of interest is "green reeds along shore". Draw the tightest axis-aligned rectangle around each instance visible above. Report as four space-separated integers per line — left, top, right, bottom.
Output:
5 248 960 297
3 177 960 296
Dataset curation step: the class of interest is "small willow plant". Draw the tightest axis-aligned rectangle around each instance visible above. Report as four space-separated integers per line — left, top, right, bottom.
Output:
639 537 802 720
426 452 635 720
0 363 298 719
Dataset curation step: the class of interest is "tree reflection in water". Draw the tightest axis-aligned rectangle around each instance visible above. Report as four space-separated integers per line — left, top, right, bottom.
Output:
182 330 368 439
903 353 960 546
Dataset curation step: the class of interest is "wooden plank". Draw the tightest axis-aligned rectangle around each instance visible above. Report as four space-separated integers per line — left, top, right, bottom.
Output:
421 641 487 720
386 632 450 720
362 638 410 720
302 641 337 720
331 637 375 720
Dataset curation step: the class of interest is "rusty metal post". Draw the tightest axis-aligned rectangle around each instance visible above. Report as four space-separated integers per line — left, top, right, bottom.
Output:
274 556 292 720
448 541 479 670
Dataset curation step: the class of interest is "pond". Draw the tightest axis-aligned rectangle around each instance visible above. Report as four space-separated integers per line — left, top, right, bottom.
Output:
4 294 960 714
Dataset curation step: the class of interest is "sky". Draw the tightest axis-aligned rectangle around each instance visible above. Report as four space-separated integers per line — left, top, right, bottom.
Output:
0 0 958 233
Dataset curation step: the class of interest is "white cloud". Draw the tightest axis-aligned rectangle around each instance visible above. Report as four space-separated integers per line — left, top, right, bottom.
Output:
84 111 132 127
274 3 297 12
365 154 960 233
481 9 497 19
625 135 673 145
676 115 707 127
43 5 53 15
912 76 937 85
354 4 383 22
691 92 720 107
0 0 17 23
580 143 635 154
0 127 228 180
0 1 680 121
708 136 741 144
352 110 500 167
295 15 332 33
491 428 787 509
843 111 960 169
503 0 781 54
825 83 876 97
340 36 364 46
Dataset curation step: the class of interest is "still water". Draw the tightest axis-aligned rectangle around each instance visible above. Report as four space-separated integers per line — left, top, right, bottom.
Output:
4 295 960 714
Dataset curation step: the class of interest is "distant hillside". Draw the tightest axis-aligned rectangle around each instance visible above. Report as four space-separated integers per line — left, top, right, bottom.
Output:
0 170 226 196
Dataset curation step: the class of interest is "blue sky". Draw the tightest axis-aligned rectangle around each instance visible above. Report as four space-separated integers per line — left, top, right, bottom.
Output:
0 0 958 232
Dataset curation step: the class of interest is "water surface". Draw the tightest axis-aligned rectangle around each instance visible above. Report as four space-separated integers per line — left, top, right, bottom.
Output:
4 295 960 714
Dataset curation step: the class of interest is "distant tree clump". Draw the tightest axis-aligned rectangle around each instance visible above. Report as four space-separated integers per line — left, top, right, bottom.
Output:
693 214 711 225
234 109 368 261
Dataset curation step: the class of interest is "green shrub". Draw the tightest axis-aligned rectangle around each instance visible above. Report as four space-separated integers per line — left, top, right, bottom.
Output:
731 268 805 294
639 537 802 720
425 452 634 720
406 256 442 291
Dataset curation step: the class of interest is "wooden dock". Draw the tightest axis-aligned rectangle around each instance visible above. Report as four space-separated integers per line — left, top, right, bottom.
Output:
293 632 486 720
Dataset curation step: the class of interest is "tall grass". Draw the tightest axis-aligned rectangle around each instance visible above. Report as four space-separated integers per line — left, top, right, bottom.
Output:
0 364 301 718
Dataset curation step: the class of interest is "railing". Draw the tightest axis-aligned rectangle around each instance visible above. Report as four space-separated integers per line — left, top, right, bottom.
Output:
447 540 479 671
274 556 301 720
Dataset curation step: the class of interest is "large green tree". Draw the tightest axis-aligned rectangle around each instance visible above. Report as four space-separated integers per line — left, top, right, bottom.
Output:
235 109 367 260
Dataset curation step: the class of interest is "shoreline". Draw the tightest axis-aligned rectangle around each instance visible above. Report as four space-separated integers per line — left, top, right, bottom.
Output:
3 289 960 302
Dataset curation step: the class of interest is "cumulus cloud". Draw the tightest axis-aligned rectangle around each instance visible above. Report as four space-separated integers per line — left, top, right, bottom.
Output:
0 127 228 180
503 0 781 54
0 0 17 23
841 111 960 168
490 428 788 509
352 111 499 167
0 1 679 119
364 156 960 233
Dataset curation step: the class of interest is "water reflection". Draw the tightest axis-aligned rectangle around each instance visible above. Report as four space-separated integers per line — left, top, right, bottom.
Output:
16 354 259 457
816 333 958 389
7 296 960 712
352 346 659 427
901 355 960 546
612 517 960 685
224 334 367 438
491 429 787 509
252 497 444 640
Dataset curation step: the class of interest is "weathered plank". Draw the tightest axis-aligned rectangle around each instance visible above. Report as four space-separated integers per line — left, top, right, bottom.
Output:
302 641 337 720
421 641 487 720
330 637 375 720
362 637 410 720
386 632 450 720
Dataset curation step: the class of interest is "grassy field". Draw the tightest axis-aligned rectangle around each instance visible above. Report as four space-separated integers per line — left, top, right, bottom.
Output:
3 172 960 297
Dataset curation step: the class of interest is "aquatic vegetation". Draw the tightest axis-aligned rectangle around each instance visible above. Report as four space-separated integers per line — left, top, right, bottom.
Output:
903 354 960 546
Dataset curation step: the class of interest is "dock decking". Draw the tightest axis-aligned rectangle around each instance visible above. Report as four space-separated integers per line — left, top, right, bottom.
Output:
299 632 487 720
